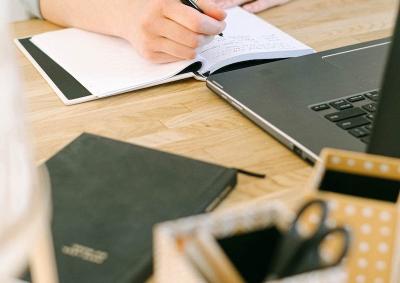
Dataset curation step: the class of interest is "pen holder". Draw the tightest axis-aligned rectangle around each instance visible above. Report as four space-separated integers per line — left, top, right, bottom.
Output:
154 198 346 283
304 148 400 283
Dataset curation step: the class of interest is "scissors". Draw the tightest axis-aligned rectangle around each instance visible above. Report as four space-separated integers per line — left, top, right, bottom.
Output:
267 199 351 279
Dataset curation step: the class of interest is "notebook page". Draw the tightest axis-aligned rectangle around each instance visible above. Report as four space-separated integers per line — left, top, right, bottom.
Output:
198 7 314 73
31 29 200 97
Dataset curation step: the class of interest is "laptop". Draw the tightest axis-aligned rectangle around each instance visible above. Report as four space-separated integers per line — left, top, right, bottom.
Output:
207 8 400 162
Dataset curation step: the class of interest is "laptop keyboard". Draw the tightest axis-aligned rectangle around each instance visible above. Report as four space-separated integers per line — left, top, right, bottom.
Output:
310 90 379 144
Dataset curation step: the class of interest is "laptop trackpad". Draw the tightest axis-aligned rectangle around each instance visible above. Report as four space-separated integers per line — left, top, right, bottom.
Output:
323 42 390 89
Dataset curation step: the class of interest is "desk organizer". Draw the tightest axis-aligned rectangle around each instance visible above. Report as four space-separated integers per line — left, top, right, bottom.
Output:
154 198 346 283
306 148 400 283
154 148 400 283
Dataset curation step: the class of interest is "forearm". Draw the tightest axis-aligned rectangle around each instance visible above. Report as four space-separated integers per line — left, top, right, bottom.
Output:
40 0 132 38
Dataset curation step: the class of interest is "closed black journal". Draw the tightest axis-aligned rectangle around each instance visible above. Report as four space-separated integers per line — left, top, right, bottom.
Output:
34 133 238 283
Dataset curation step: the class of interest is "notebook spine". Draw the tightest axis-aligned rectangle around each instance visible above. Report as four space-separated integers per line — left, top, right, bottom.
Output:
204 169 238 212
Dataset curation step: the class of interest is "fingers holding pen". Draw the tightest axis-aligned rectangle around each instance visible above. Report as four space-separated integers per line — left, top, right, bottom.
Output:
123 0 293 63
157 18 210 48
196 0 227 21
125 0 227 63
164 1 226 35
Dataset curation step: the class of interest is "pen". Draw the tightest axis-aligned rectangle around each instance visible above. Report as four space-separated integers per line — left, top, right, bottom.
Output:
181 0 224 37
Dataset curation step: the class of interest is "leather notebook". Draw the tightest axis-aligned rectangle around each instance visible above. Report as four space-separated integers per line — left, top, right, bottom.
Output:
37 133 238 282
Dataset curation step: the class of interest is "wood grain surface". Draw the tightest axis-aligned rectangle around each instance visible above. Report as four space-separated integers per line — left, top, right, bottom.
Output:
11 0 398 210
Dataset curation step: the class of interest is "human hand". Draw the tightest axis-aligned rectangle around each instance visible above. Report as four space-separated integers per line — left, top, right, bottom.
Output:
212 0 291 13
122 0 226 63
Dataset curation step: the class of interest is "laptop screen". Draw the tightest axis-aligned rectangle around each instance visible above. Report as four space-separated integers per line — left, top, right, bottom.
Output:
368 7 400 158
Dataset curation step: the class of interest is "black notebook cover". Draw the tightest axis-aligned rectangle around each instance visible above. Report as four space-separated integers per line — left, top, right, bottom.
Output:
42 133 237 283
16 38 200 104
17 38 93 102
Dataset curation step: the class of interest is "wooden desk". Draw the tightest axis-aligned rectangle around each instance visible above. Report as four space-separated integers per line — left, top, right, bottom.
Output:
12 0 397 210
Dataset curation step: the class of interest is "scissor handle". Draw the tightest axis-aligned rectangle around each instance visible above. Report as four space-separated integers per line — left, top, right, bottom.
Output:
267 200 329 278
291 199 329 238
316 226 351 267
267 199 351 279
287 226 351 276
292 199 350 268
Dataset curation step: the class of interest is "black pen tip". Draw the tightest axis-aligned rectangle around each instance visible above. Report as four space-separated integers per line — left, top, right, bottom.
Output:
219 33 224 37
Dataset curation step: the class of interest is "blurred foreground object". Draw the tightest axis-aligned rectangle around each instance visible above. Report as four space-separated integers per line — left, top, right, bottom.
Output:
154 148 400 282
0 2 58 283
154 199 346 283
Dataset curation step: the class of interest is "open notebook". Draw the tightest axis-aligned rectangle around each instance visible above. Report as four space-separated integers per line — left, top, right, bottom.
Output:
16 7 314 105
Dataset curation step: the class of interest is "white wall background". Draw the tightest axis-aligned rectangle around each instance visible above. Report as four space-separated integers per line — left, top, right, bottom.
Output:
8 0 30 22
